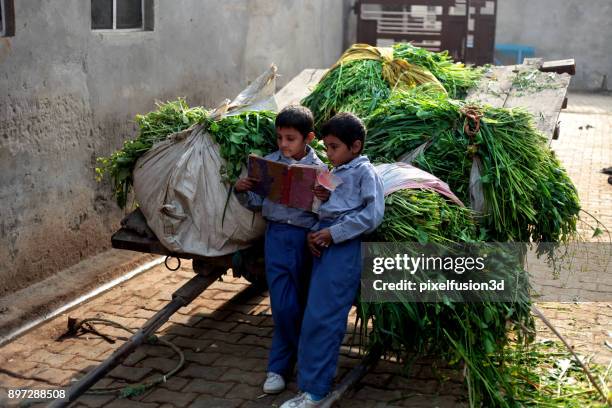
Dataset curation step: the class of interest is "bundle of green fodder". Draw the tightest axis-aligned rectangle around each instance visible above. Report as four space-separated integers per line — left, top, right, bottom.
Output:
393 43 483 98
96 99 207 208
365 86 580 245
96 100 284 208
302 43 481 128
360 188 534 407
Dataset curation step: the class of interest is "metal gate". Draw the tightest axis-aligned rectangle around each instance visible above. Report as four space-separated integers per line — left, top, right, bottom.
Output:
355 0 497 65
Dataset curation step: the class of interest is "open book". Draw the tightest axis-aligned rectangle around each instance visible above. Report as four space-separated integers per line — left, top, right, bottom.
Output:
247 154 341 213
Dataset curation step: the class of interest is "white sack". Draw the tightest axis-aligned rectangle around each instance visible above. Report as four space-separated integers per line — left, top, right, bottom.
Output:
133 66 277 256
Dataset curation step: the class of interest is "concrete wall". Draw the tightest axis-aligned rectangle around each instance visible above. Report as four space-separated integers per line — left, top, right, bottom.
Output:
0 0 345 295
343 0 610 90
496 0 612 90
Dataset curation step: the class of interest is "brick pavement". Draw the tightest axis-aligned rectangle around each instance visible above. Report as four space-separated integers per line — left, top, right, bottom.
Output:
0 91 610 407
0 268 466 408
535 91 612 365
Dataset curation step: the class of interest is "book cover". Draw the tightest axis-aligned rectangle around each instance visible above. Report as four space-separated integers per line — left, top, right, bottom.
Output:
247 154 338 212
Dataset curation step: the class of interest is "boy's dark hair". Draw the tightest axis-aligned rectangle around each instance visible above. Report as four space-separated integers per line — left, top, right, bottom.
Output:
275 105 314 139
320 112 366 152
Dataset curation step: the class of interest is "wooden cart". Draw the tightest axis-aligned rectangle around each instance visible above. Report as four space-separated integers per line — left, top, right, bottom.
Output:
49 57 575 407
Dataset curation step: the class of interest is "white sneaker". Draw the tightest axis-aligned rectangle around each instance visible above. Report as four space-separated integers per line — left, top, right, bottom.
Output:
280 392 332 408
263 372 285 394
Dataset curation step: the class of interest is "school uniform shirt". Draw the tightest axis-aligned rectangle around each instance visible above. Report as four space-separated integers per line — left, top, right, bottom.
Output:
235 145 326 229
317 155 385 243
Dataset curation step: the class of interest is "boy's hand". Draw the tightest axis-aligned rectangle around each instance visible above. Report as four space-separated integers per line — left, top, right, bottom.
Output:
308 229 332 257
312 228 333 247
307 232 321 257
234 177 258 193
313 185 331 202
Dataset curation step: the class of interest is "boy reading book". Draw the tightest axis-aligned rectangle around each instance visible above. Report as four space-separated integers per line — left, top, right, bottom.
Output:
234 105 329 395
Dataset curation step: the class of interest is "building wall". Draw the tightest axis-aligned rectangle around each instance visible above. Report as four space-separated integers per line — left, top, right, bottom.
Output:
343 0 611 90
496 0 612 90
0 0 345 295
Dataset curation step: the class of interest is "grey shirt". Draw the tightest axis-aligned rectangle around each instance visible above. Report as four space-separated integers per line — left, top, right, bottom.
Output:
317 155 385 243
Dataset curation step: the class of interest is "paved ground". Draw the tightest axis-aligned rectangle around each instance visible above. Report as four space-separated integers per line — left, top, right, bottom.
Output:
535 91 612 366
0 91 610 407
0 271 466 408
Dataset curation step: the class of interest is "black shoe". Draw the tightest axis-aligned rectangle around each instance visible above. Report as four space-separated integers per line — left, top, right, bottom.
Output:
608 176 612 185
602 167 612 175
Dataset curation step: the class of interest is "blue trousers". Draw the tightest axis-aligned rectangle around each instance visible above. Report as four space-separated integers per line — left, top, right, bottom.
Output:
265 221 311 377
297 229 362 396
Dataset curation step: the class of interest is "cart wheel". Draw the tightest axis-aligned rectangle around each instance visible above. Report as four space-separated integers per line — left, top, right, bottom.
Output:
231 242 267 290
192 259 229 277
241 270 268 290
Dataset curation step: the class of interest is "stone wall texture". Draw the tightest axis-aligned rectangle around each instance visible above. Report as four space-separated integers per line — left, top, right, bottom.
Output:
0 0 346 294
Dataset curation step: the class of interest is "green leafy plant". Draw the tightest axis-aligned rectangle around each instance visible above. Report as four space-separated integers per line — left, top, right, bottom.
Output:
96 98 207 208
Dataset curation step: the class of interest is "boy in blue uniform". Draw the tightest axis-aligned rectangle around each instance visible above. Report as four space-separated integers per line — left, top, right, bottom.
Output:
281 112 385 408
234 105 329 394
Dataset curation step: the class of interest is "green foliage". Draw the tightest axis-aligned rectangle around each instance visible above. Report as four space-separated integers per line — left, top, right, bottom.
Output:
96 102 329 209
362 86 581 406
302 43 482 128
362 189 534 407
95 98 207 208
393 43 483 98
503 340 611 407
208 111 278 184
302 59 391 129
374 189 476 244
365 86 580 245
